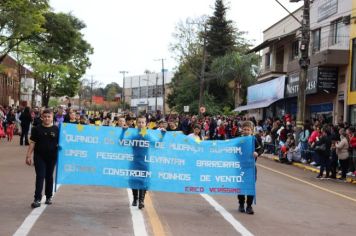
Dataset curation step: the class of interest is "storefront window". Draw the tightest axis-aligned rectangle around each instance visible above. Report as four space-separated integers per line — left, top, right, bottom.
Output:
309 103 333 124
350 105 356 126
351 39 356 91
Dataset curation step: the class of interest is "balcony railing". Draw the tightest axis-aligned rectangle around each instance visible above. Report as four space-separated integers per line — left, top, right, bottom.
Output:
259 64 285 75
312 35 349 54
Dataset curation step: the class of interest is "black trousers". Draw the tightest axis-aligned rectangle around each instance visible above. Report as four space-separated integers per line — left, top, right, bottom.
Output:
339 159 349 179
319 154 330 177
238 195 254 206
238 166 256 207
34 155 57 201
132 189 146 202
20 126 29 145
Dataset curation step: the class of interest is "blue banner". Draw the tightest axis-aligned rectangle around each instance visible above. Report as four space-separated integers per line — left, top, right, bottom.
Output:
56 124 256 196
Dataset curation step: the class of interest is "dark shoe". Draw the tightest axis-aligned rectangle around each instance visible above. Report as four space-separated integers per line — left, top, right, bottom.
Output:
246 206 254 215
138 201 144 209
316 175 322 179
132 199 137 206
31 200 41 208
238 204 245 213
45 197 52 205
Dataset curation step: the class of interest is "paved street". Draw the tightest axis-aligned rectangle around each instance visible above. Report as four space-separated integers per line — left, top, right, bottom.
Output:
1 136 356 236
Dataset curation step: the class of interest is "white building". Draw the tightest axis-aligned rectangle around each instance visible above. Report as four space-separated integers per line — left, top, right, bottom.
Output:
238 0 352 124
123 71 173 114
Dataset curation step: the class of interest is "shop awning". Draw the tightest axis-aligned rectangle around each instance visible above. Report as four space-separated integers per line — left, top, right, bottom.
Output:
233 98 281 112
247 31 298 54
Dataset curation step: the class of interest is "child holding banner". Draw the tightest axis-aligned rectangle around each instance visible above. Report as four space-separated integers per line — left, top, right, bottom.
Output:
123 115 166 209
237 120 263 215
25 109 59 208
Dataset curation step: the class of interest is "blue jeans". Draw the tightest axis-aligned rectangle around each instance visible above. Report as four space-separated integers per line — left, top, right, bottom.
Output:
300 142 308 160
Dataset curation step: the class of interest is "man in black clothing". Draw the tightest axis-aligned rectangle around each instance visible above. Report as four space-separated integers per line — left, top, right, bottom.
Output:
26 109 59 208
19 106 32 145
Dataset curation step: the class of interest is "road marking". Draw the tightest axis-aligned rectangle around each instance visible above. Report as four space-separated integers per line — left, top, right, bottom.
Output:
201 194 254 236
257 164 356 203
145 192 166 236
127 189 148 236
13 184 62 236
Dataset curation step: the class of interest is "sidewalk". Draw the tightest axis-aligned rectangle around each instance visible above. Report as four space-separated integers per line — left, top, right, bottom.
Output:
261 153 356 184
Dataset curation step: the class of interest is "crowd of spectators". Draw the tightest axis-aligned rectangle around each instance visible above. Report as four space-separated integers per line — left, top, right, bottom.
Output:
1 104 356 181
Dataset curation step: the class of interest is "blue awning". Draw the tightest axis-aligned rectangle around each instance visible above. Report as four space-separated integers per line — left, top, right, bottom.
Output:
233 98 281 112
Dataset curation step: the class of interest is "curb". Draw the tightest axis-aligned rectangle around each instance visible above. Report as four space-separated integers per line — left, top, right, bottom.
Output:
261 154 356 184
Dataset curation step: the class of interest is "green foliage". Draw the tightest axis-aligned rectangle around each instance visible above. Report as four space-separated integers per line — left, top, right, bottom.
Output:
205 0 236 58
104 82 121 101
210 52 259 106
167 61 200 113
27 12 93 107
48 98 59 108
168 0 257 114
0 0 49 58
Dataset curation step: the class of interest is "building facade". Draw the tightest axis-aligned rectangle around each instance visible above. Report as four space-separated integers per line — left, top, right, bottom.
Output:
0 55 33 107
240 0 353 124
123 71 173 115
347 0 356 124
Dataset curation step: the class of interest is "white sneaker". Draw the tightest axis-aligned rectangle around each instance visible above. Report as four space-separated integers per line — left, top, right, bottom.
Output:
301 159 307 164
310 161 316 166
347 172 353 176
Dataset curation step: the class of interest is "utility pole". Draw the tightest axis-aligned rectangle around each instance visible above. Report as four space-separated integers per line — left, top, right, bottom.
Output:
155 58 166 118
277 0 309 128
155 75 158 112
294 0 310 128
199 24 208 115
119 70 128 112
89 75 95 105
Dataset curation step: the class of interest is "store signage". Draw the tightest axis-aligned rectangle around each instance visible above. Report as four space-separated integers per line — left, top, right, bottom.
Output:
317 67 338 93
285 67 318 98
247 76 285 103
318 0 338 22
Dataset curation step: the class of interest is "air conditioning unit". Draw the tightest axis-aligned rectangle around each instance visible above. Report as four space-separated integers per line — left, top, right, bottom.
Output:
342 15 351 25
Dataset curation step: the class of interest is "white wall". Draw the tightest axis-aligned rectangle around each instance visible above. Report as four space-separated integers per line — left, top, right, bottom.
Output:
263 7 303 41
124 72 173 88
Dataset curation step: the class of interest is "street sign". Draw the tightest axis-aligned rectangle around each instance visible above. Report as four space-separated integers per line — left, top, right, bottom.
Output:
184 106 189 112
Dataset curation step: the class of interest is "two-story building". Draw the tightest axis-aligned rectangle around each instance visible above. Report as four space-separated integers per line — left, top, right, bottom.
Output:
0 55 34 107
123 71 173 115
347 0 356 124
236 0 353 124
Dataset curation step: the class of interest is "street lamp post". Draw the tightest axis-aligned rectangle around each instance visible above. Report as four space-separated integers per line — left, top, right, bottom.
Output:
155 75 158 112
119 70 128 112
155 58 166 118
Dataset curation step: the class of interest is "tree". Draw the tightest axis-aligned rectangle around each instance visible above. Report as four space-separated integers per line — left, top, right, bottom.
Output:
168 1 255 114
205 0 236 58
104 82 121 101
0 0 48 62
211 52 259 107
169 16 210 79
27 12 93 107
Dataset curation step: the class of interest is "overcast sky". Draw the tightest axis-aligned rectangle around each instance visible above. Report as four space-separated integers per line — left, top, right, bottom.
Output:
50 0 303 86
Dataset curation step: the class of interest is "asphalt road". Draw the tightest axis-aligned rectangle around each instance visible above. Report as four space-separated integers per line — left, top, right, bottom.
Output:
1 136 356 236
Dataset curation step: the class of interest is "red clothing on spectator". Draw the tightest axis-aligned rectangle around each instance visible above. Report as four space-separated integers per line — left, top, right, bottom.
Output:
308 130 320 144
350 136 356 148
217 125 226 138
